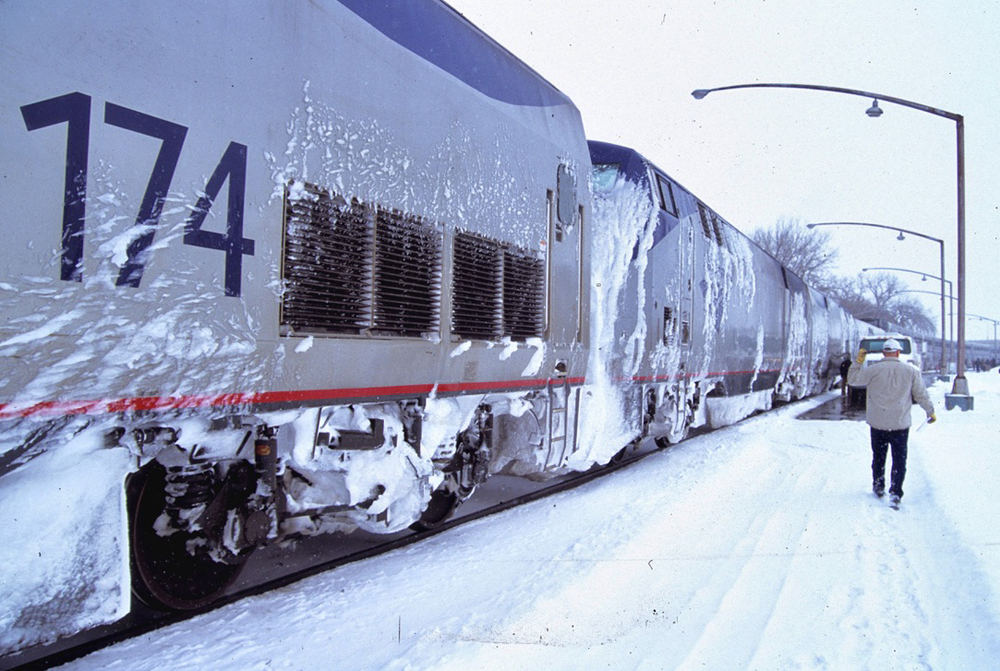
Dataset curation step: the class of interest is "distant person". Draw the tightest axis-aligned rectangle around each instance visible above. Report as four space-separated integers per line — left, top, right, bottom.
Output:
847 338 936 507
839 355 852 397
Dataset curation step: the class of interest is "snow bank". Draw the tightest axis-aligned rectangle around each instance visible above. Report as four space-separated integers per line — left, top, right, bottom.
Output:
0 426 131 655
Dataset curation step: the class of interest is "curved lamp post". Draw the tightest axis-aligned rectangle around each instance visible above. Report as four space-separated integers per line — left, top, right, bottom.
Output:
693 83 970 409
806 222 947 376
862 266 953 375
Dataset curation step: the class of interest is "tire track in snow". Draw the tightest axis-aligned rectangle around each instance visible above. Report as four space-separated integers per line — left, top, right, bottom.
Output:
670 420 845 670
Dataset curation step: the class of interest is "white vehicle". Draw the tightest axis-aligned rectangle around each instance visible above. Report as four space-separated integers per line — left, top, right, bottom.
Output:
845 334 922 408
857 334 923 371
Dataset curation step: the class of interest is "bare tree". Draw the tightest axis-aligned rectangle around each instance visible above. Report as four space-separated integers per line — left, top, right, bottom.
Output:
822 275 873 318
751 216 838 286
824 274 935 334
860 272 907 322
890 296 936 335
753 218 935 334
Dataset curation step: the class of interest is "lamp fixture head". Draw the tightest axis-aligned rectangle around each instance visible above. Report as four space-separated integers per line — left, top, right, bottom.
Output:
866 99 884 118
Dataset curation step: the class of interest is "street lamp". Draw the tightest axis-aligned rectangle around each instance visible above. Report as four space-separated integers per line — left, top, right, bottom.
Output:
806 222 947 377
902 293 996 364
972 315 999 362
861 266 954 375
693 83 971 410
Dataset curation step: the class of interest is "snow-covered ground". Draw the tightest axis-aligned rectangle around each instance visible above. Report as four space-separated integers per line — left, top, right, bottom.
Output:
54 370 1000 671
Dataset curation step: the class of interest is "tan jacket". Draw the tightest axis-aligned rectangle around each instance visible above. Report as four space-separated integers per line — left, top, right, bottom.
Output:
848 357 934 430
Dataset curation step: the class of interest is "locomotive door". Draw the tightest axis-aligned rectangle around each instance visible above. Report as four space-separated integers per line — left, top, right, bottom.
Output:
546 165 583 347
543 164 583 467
673 212 696 428
653 172 695 443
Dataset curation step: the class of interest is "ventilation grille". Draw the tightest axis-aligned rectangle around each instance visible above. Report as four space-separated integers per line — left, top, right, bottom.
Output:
452 231 545 341
503 247 545 339
372 208 442 337
282 189 373 334
452 232 503 339
281 184 442 337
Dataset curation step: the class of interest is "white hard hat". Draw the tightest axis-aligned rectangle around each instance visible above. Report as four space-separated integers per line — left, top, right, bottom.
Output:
882 338 902 352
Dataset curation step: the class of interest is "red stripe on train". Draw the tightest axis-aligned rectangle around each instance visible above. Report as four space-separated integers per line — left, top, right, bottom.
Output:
0 377 588 420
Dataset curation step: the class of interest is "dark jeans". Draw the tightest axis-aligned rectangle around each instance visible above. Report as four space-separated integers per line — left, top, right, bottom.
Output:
871 427 909 498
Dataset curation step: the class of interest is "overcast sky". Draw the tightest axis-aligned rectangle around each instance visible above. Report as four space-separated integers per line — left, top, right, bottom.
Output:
449 0 1000 342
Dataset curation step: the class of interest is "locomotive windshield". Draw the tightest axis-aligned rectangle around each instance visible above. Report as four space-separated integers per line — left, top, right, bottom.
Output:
860 337 912 354
591 163 620 193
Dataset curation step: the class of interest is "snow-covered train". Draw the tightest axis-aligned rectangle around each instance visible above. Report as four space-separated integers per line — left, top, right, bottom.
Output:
584 140 881 456
0 0 878 654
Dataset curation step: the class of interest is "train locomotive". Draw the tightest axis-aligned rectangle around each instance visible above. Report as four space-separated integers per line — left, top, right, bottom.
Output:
0 0 877 654
584 141 876 457
1 0 590 647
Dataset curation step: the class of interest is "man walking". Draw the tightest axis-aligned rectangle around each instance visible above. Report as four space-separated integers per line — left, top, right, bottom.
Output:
847 338 936 507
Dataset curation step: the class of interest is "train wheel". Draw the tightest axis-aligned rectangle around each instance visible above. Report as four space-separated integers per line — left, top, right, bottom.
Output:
127 462 249 610
411 473 473 531
609 445 630 464
411 487 460 531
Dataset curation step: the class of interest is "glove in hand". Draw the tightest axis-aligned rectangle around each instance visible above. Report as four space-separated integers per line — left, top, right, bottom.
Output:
855 349 867 364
